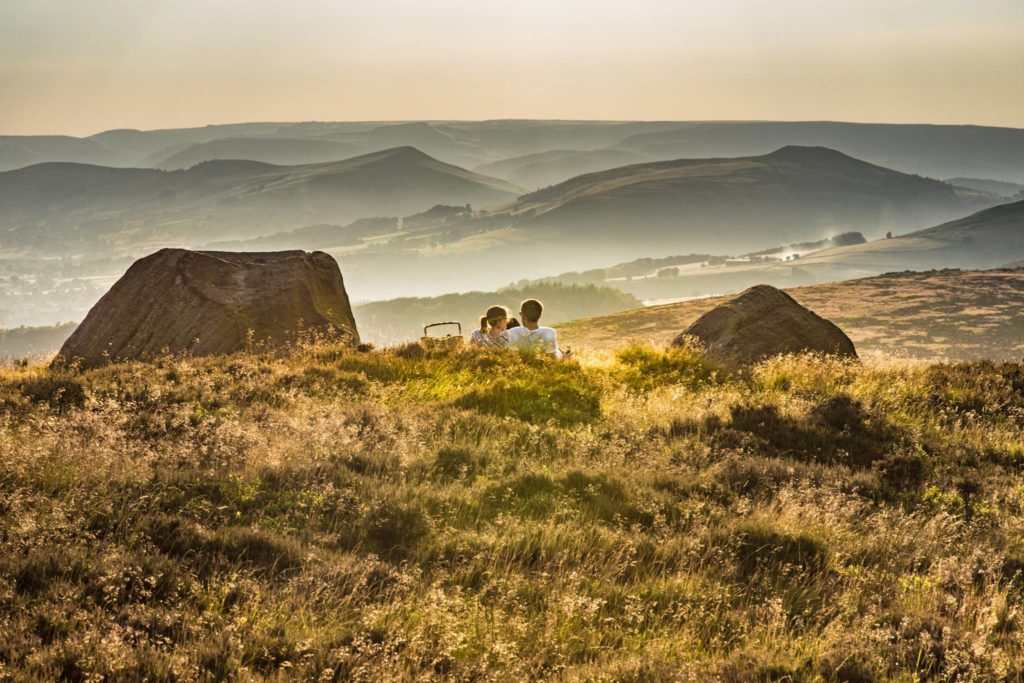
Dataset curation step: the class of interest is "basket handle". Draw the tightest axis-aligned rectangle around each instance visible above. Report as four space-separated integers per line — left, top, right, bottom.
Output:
423 321 462 337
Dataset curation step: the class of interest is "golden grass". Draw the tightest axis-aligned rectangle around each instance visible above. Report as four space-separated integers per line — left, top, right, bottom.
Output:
561 269 1024 363
1 343 1023 680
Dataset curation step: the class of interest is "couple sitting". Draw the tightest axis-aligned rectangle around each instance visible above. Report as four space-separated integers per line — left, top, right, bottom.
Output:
470 298 563 359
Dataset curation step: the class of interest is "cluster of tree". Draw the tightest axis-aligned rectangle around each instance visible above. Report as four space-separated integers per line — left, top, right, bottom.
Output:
354 283 639 346
0 322 76 361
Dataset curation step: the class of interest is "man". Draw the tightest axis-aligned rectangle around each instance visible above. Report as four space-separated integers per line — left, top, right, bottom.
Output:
503 298 564 359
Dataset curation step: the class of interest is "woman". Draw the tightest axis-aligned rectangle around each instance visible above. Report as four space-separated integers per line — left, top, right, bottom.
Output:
470 305 509 348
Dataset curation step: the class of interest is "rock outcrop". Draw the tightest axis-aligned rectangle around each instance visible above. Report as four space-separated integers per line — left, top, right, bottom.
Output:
673 284 856 367
56 249 359 367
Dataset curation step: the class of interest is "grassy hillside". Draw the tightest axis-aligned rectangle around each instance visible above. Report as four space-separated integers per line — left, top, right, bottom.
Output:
2 340 1023 679
561 268 1024 361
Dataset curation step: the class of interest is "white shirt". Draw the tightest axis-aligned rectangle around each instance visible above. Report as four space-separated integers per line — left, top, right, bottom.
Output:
503 326 562 359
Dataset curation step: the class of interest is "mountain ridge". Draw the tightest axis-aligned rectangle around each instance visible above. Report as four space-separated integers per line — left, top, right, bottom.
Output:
0 146 521 254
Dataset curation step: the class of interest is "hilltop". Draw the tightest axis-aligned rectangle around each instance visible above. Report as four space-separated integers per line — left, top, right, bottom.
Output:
561 267 1024 361
610 120 1024 183
499 146 995 254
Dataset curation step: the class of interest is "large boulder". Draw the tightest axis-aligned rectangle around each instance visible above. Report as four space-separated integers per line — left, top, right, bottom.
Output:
57 249 359 367
673 284 856 367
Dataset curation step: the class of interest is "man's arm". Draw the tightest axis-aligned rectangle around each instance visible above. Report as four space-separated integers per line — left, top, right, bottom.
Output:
549 329 563 360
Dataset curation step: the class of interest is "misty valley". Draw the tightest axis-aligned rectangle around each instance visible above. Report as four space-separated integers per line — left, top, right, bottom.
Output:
2 120 1023 355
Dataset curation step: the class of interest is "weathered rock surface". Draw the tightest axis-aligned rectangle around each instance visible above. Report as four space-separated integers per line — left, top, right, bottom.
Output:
56 249 359 367
673 284 856 367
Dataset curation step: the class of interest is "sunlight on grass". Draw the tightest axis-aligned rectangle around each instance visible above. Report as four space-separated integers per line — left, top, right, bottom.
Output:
1 342 1023 679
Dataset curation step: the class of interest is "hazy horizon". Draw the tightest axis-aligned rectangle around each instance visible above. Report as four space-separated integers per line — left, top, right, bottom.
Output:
3 0 1023 136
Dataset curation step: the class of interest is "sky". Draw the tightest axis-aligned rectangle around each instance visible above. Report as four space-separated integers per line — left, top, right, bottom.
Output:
2 0 1023 136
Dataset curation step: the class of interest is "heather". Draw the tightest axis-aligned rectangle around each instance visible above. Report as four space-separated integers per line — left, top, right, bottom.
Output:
1 343 1023 681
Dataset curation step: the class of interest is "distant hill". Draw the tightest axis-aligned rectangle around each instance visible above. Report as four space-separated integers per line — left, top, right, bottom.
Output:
561 268 1024 361
150 137 363 169
792 198 1024 273
612 121 1024 183
499 146 997 254
474 149 647 190
0 146 521 254
947 177 1024 197
576 199 1024 302
4 120 1024 182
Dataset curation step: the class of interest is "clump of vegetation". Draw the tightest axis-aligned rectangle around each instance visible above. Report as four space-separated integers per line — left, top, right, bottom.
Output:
1 343 1023 680
614 341 717 392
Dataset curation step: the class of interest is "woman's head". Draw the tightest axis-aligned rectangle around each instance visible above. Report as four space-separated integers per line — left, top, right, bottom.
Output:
480 305 509 333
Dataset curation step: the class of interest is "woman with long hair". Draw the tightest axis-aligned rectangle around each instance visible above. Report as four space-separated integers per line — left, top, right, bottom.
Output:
470 305 509 347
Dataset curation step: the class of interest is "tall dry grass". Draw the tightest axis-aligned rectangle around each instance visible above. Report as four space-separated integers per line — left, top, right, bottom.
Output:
1 343 1023 680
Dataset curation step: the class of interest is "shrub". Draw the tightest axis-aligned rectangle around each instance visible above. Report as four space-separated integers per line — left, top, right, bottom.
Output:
717 520 829 581
433 447 481 480
721 395 898 469
454 373 601 425
360 501 431 561
17 372 86 412
615 342 716 392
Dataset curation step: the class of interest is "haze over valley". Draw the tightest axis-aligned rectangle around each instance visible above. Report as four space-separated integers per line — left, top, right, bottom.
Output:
1 120 1021 333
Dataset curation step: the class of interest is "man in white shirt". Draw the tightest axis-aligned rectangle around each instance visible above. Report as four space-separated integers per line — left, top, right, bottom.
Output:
503 298 563 359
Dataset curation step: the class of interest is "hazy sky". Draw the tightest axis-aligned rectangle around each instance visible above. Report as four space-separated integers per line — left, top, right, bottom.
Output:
2 0 1023 135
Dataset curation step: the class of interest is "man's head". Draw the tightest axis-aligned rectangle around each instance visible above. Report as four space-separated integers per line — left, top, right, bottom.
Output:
520 298 543 324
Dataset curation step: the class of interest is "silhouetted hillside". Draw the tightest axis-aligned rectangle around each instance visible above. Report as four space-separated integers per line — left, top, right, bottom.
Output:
474 149 647 189
151 137 363 169
0 147 521 254
5 120 1024 182
612 121 1024 183
501 146 996 253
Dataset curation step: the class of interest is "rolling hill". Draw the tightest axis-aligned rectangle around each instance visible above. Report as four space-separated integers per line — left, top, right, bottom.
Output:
5 120 1024 183
612 121 1024 183
150 137 364 169
499 146 997 254
474 149 647 190
561 267 1024 361
0 146 521 254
